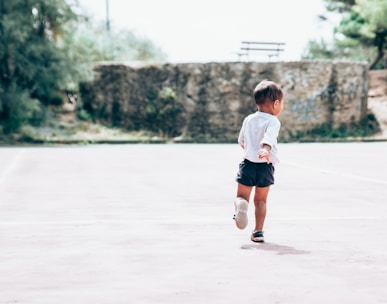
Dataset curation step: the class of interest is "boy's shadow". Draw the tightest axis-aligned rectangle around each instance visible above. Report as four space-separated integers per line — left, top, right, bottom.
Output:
241 242 310 255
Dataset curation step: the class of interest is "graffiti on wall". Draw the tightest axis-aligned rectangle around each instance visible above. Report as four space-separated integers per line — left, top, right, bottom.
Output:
287 96 321 123
342 79 360 100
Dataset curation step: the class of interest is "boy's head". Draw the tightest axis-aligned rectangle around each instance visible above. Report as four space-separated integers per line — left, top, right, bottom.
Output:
253 80 284 116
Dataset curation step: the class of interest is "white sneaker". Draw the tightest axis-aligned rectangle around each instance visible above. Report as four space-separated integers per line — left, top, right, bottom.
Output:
251 230 264 242
233 199 248 230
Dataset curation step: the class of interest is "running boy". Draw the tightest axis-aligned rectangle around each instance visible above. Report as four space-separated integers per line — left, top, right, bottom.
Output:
233 80 284 242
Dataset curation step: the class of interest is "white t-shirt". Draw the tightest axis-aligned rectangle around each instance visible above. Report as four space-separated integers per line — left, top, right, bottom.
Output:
238 111 281 166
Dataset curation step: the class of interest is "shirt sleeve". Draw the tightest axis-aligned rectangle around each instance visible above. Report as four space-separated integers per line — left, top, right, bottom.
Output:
260 118 281 148
238 118 247 146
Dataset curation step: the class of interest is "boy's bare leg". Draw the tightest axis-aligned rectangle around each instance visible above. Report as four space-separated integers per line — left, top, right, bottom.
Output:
253 186 270 232
236 183 252 202
233 183 252 229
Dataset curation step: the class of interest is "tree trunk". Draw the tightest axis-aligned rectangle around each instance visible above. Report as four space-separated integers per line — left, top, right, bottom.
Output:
369 51 383 70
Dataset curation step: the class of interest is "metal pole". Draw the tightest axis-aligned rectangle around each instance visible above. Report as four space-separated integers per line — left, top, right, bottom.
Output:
106 0 110 33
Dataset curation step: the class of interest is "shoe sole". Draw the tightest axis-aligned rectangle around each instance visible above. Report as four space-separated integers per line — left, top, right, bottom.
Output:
251 236 264 242
234 200 248 230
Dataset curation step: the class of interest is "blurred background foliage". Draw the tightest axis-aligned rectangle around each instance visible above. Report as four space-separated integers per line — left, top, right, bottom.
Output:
0 0 385 136
302 0 387 70
0 0 166 134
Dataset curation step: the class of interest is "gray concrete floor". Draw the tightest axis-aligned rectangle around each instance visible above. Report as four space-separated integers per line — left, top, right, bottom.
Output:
0 143 387 304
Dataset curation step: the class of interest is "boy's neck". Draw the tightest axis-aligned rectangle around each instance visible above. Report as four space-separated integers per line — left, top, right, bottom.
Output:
257 105 275 116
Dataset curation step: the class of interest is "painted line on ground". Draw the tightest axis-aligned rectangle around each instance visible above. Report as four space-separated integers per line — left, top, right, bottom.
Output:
0 149 25 188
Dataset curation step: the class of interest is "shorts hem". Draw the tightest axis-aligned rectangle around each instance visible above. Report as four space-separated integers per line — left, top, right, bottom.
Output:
236 179 274 187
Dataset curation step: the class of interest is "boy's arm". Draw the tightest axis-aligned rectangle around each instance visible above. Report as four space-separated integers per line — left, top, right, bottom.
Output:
261 144 271 151
238 118 247 150
258 118 280 163
258 144 271 163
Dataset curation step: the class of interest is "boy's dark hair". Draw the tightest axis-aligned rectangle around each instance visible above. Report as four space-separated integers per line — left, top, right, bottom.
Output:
253 80 283 105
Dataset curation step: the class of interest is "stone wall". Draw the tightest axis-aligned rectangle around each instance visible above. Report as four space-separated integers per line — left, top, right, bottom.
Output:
79 61 369 141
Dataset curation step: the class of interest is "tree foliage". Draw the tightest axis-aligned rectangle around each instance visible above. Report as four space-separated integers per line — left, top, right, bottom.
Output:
0 0 167 134
303 0 387 69
70 22 167 64
0 0 82 133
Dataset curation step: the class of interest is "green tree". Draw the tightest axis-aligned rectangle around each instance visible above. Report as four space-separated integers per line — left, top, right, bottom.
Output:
0 0 83 133
70 21 168 63
338 0 387 68
303 0 387 69
0 0 168 134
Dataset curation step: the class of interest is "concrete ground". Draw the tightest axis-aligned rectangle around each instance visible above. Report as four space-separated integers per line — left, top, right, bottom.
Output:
0 142 387 304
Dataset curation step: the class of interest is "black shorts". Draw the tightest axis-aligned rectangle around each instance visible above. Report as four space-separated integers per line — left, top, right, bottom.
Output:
235 159 275 187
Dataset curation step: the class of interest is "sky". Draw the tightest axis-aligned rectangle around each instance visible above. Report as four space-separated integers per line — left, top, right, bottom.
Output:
77 0 337 63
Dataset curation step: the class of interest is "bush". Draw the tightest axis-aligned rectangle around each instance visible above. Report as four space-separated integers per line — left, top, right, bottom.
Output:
0 83 46 134
144 86 184 137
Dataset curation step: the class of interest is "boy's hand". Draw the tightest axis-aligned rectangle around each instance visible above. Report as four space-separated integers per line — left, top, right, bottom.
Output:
258 147 271 163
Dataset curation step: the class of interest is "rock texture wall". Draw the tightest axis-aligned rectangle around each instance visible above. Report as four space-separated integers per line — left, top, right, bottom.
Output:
79 61 369 141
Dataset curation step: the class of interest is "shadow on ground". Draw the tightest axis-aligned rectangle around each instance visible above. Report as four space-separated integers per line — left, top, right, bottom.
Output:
241 242 311 255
